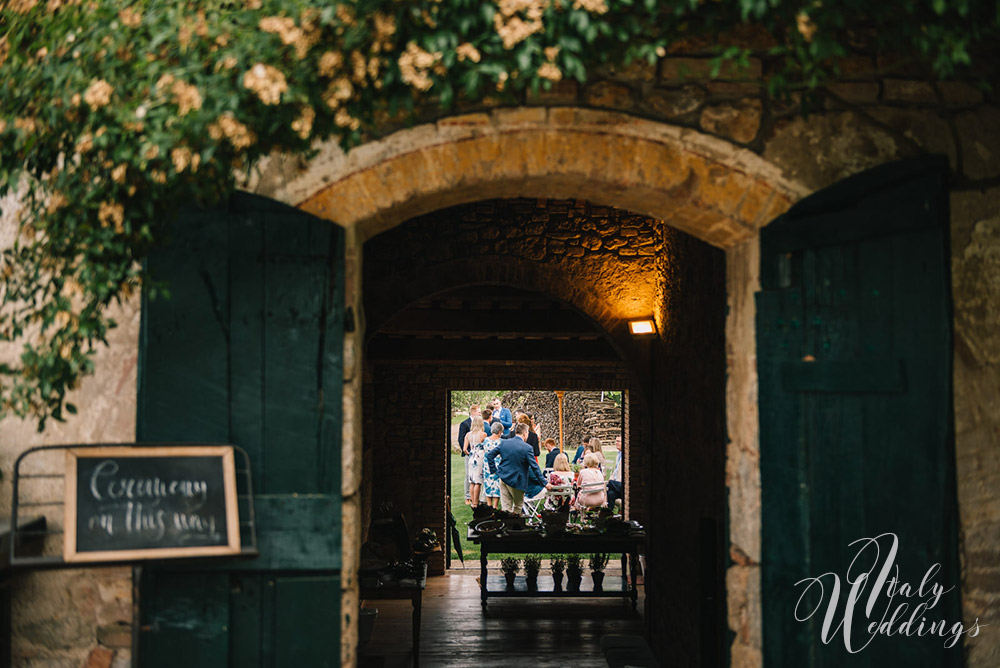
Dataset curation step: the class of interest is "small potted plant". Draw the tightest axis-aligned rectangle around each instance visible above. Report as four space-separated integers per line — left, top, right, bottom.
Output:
590 553 609 591
550 557 566 591
540 508 569 535
524 555 541 591
592 507 614 531
501 557 520 590
566 554 583 591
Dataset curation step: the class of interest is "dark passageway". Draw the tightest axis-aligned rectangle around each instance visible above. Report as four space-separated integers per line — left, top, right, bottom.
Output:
360 198 728 667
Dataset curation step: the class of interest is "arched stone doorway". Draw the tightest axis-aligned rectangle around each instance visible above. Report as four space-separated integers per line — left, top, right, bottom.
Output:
256 107 808 667
359 195 728 666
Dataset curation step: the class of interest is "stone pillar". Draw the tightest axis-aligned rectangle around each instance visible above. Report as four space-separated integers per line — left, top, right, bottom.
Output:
341 225 363 668
725 237 762 668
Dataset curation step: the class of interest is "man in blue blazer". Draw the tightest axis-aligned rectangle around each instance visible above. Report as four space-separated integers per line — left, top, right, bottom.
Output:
492 396 513 438
487 423 546 513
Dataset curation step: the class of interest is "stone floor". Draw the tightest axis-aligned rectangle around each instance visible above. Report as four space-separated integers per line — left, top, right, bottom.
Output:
360 570 645 667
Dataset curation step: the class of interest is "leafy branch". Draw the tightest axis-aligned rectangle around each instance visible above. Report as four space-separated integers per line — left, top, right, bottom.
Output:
1 0 996 429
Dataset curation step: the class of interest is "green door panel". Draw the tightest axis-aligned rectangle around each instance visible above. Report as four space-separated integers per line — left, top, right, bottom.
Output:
242 496 341 571
758 156 961 668
138 192 344 666
274 576 340 668
138 206 231 443
223 573 340 668
139 572 230 667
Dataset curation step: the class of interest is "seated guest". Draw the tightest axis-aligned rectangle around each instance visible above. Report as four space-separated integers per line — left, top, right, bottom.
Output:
587 437 605 473
574 437 604 482
572 436 590 465
574 452 607 510
543 438 560 470
544 453 573 511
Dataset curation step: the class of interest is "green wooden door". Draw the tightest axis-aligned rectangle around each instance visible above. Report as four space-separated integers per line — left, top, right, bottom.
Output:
758 157 962 667
136 192 343 667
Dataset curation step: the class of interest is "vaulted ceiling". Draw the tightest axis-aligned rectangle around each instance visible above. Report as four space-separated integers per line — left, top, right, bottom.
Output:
366 286 619 362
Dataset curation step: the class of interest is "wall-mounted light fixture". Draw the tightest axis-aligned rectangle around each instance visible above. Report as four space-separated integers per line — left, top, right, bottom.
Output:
628 318 656 336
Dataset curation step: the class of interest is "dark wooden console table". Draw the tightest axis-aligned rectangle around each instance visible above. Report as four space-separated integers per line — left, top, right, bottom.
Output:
360 561 428 655
468 529 644 608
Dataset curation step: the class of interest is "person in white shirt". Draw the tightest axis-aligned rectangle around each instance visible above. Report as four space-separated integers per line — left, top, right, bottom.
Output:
607 435 624 511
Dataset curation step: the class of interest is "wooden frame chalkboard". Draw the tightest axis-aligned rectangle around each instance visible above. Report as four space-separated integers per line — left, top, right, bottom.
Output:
63 446 241 562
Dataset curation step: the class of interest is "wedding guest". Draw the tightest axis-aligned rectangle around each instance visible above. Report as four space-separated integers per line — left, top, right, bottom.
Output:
481 422 504 508
518 413 540 458
572 435 590 465
587 437 604 472
574 452 607 510
607 435 624 511
457 404 480 504
532 415 543 443
544 453 573 511
482 407 494 430
492 396 513 437
464 416 487 507
543 438 560 470
487 423 545 513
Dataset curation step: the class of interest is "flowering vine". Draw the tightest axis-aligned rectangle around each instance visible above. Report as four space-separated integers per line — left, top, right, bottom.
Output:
0 0 996 428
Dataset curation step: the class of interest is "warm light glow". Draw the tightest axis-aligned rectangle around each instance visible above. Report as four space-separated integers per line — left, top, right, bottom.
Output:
629 319 656 335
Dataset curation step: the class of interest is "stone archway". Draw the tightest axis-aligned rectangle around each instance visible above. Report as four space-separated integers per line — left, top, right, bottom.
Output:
252 107 811 668
261 107 806 247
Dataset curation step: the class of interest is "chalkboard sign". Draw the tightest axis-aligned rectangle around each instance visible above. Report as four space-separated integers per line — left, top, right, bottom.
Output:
64 446 240 562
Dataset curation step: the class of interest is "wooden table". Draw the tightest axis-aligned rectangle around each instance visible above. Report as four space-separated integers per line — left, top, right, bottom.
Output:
360 561 428 656
468 528 644 608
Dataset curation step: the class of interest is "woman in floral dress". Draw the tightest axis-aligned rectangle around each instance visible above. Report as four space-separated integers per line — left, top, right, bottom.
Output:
480 422 504 508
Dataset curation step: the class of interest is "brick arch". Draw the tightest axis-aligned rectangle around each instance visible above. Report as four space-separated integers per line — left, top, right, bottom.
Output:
285 107 807 249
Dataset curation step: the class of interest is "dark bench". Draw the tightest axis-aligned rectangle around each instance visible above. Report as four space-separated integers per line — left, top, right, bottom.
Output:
600 634 661 668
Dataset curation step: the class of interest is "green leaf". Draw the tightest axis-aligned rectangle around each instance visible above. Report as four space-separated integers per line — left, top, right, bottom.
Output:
439 81 454 109
515 45 533 71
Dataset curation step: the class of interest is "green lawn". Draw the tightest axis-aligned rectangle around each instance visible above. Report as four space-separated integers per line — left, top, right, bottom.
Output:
447 450 619 565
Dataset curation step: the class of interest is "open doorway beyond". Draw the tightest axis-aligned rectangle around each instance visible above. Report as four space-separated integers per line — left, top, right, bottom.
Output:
448 389 627 567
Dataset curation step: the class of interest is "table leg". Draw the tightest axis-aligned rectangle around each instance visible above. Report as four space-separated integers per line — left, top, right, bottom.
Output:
621 552 628 592
412 591 422 654
480 546 488 607
630 547 639 609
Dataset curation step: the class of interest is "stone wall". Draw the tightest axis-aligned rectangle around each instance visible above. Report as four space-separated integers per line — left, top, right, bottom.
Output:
363 197 667 338
950 187 1000 668
499 390 623 453
0 268 139 668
